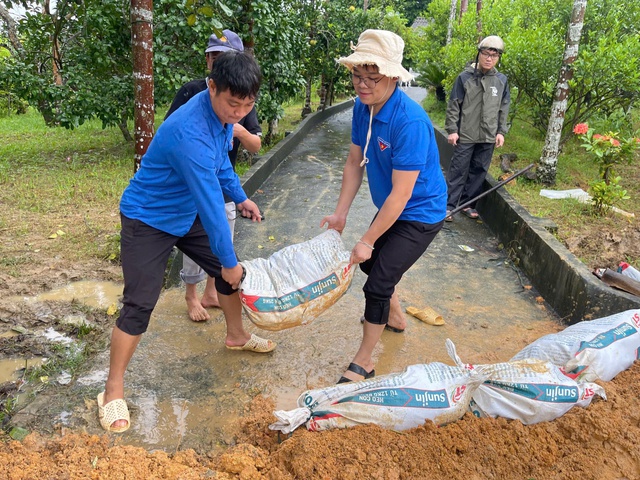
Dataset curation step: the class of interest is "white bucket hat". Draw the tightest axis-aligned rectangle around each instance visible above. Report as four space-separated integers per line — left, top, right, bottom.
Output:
337 29 413 83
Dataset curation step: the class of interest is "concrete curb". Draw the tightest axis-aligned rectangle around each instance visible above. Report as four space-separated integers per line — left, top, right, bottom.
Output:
434 127 640 324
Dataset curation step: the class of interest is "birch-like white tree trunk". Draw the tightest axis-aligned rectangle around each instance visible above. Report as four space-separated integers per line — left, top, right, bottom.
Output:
537 0 587 185
131 0 155 173
446 0 457 45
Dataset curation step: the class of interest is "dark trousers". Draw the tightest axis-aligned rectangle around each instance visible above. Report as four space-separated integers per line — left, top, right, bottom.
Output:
116 214 236 335
446 142 495 210
359 219 443 325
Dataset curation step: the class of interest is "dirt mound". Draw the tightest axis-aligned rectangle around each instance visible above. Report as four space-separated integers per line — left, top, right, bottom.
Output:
2 362 639 479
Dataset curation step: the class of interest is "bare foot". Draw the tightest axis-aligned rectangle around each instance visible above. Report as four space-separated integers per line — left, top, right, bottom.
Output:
200 277 221 308
387 291 406 331
200 292 220 309
187 296 210 322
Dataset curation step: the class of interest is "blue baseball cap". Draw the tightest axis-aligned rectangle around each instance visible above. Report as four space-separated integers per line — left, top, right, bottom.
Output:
205 30 244 53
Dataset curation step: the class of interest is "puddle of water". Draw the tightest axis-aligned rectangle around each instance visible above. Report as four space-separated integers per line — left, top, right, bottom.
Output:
33 280 122 309
0 357 46 384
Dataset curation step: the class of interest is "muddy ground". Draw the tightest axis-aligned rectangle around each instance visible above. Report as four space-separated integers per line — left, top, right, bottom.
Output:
1 209 639 479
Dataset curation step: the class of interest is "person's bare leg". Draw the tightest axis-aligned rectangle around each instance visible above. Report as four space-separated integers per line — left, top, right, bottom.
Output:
341 321 385 382
218 291 252 347
200 276 220 309
103 326 142 429
185 282 210 322
386 291 407 331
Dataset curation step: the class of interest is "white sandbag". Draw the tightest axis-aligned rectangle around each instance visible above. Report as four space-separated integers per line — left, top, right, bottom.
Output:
269 339 487 433
239 229 354 331
511 309 640 382
466 359 605 425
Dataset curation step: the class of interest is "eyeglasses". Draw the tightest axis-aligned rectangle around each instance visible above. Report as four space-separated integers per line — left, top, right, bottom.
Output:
351 73 385 88
479 51 501 59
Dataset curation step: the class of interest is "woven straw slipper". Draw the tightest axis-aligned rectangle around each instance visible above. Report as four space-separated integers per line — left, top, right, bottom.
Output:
226 333 276 353
97 392 130 433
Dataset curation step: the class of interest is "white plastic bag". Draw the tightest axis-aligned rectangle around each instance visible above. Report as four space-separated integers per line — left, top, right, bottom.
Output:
511 309 640 382
239 229 354 331
269 340 487 433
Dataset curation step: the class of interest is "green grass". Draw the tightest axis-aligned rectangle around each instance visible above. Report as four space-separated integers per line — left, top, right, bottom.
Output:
0 99 331 270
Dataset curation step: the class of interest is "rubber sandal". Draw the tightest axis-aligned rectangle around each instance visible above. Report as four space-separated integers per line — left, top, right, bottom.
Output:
461 208 479 219
359 316 405 333
226 333 276 353
97 392 130 433
445 210 454 222
384 324 405 333
337 362 376 384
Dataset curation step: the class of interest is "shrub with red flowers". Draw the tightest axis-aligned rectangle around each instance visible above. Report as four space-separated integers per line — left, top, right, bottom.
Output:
572 123 640 184
572 122 640 214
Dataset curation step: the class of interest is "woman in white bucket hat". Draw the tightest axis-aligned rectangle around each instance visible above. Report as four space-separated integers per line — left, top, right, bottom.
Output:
321 30 447 383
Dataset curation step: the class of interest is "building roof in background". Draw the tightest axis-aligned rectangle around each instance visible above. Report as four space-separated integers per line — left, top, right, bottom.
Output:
411 17 431 28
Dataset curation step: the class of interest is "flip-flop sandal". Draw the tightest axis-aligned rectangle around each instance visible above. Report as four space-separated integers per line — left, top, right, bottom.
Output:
337 362 376 384
97 392 130 433
359 316 405 333
226 333 276 353
462 208 479 219
445 210 454 222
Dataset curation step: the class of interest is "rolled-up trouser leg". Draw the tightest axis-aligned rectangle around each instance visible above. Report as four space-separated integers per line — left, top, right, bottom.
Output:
116 214 179 335
359 219 443 325
176 216 237 296
180 201 237 285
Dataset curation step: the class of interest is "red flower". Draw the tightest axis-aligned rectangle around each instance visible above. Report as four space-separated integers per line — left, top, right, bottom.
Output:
611 139 620 147
573 123 589 135
592 134 603 140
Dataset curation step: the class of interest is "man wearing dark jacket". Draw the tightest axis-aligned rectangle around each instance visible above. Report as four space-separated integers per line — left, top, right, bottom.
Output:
444 35 510 221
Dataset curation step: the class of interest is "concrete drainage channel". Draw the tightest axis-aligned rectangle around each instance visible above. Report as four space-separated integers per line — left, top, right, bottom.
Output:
171 95 640 324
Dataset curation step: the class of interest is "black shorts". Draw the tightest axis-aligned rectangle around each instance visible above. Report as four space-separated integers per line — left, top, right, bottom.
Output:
116 214 237 335
359 219 443 325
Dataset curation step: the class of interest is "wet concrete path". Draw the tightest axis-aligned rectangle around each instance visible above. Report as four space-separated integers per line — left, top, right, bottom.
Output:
16 87 562 452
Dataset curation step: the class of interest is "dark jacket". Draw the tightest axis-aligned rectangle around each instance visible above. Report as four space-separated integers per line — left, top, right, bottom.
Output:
445 64 510 144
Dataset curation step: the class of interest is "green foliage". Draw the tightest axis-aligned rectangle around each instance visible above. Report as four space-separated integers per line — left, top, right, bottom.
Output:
573 122 640 183
153 0 231 107
590 177 630 215
416 62 446 101
1 0 134 131
249 0 306 136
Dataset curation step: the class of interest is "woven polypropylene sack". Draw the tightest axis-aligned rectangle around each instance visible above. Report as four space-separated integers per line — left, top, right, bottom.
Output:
240 229 354 331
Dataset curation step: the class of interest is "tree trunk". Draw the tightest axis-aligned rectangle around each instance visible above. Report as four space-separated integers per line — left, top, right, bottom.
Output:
131 0 155 173
537 0 587 185
302 77 312 117
118 111 134 142
476 0 483 34
446 0 457 45
0 5 22 53
459 0 468 21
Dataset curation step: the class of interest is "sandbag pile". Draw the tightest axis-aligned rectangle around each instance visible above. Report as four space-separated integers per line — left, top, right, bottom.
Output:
270 309 640 433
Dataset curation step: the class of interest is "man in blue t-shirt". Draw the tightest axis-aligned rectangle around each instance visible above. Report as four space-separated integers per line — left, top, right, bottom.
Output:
165 30 263 322
321 30 447 383
97 51 275 434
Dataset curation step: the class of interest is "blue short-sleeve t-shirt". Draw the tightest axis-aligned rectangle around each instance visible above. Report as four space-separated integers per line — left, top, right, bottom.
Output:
351 87 447 224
